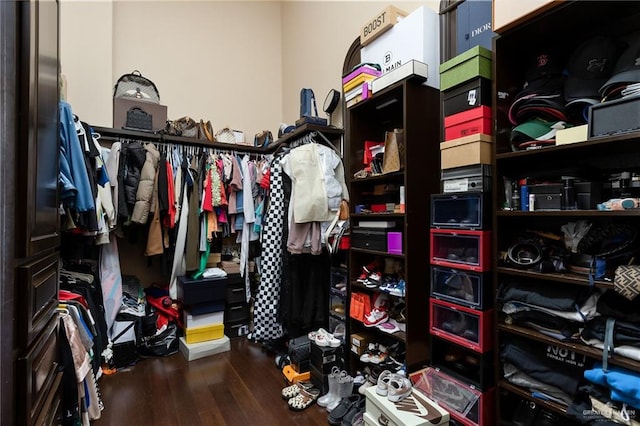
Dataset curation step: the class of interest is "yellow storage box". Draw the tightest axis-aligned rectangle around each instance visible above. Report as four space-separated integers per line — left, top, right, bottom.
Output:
185 323 224 344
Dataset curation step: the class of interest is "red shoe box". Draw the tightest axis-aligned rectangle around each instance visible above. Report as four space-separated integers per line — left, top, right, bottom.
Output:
430 229 491 272
429 298 494 353
444 105 492 141
410 367 496 426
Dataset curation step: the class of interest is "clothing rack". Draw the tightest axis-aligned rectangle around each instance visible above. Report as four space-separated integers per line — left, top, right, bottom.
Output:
91 124 344 155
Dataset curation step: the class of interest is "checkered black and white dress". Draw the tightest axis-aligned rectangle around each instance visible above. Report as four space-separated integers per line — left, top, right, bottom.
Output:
252 159 285 342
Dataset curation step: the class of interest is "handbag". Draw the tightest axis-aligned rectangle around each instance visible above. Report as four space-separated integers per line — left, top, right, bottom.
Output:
165 117 198 138
198 119 215 142
254 130 273 148
215 127 236 144
382 128 405 174
114 70 160 103
124 107 153 131
614 265 640 300
288 335 310 363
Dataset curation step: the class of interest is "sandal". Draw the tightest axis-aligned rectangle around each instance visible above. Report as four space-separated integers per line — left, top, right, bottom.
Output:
281 381 314 400
287 387 320 411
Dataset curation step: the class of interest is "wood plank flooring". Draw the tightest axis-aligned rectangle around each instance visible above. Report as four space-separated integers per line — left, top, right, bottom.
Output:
93 338 330 426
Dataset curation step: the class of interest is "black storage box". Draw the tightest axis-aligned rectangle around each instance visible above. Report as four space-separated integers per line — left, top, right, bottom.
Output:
431 193 491 230
589 95 640 139
310 343 344 374
291 359 310 374
441 164 492 193
187 300 225 316
429 335 494 391
575 181 602 210
310 364 330 395
351 227 388 252
443 77 492 117
528 184 563 211
177 275 227 305
225 318 250 338
430 266 492 310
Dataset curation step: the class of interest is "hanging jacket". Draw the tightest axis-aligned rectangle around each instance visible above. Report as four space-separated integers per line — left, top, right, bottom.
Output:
131 143 160 224
117 142 147 220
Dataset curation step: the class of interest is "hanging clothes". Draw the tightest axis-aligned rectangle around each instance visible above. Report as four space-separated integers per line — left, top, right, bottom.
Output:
253 158 286 342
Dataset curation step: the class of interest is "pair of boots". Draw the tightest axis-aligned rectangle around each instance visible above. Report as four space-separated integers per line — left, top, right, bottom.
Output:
317 367 354 412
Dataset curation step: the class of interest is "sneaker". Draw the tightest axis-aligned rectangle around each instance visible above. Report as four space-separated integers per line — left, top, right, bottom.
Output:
377 320 400 334
359 343 377 363
369 346 389 364
388 280 405 297
363 308 388 327
364 272 382 288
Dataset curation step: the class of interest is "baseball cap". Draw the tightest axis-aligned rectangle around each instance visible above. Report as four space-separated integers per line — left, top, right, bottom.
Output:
278 123 296 138
599 32 640 96
510 118 568 151
564 36 618 102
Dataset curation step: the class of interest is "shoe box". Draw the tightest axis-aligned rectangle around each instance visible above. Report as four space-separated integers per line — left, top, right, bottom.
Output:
310 342 344 374
363 385 450 426
351 331 376 356
441 164 492 194
443 105 492 141
283 364 310 385
410 367 495 426
179 335 230 362
351 227 390 252
431 193 491 230
429 298 494 353
442 77 492 117
429 335 494 391
430 229 491 272
177 275 228 306
430 266 492 310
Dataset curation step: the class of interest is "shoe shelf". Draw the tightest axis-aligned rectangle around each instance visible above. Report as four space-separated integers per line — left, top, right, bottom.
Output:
496 210 640 217
496 267 614 290
345 79 440 374
497 323 640 372
499 381 567 418
350 247 405 259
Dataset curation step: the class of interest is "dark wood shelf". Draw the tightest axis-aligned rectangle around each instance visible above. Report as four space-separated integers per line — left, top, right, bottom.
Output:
92 123 343 154
498 323 640 371
496 209 640 217
495 131 640 160
496 267 614 290
350 213 405 219
499 381 568 417
350 171 404 184
350 247 405 258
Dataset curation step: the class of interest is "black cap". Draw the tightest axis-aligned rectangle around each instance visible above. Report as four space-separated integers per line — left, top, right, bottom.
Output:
564 36 617 102
600 32 640 96
525 51 564 83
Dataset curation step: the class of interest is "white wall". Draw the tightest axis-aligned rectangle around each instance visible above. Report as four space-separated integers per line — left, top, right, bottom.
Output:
60 1 438 138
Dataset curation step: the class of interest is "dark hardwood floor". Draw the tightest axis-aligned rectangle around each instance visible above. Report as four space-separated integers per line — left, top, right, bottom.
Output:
93 337 330 426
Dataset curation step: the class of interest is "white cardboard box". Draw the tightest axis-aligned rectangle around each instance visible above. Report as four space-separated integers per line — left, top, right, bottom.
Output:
361 6 440 90
179 335 230 361
183 309 224 329
364 386 450 425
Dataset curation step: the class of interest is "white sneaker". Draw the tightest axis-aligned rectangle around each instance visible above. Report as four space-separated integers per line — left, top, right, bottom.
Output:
363 308 388 327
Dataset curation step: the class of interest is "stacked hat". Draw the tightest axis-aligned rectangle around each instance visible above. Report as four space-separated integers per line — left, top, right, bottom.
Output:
564 35 618 123
510 117 567 151
508 51 567 126
600 32 640 102
508 51 568 151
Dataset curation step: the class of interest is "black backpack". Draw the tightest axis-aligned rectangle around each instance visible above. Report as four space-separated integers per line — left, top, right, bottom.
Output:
114 70 160 103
